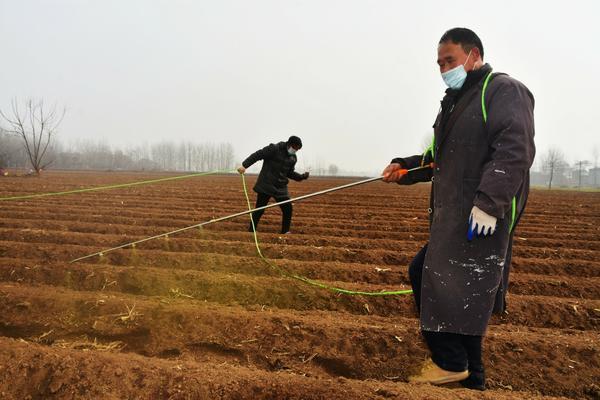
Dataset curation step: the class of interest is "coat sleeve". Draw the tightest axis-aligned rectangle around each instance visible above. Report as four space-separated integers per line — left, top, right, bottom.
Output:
474 76 536 219
287 156 307 181
391 152 434 185
287 169 304 181
242 143 277 169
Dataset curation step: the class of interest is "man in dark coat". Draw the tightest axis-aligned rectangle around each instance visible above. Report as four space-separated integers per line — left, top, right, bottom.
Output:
382 28 535 390
238 135 309 234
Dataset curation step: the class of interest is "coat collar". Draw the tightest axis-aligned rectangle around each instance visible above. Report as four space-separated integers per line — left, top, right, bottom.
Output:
435 63 493 152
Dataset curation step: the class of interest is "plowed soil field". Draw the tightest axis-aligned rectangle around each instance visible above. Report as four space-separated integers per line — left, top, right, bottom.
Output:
0 171 598 399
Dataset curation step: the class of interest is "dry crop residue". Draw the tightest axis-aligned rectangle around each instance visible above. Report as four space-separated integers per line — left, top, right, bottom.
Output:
0 171 598 399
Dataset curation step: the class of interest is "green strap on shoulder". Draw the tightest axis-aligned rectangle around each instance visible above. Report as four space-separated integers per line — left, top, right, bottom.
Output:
424 70 494 163
481 71 494 123
423 71 517 232
482 71 518 232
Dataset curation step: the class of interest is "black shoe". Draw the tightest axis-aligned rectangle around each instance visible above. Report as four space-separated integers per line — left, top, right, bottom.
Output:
460 370 485 391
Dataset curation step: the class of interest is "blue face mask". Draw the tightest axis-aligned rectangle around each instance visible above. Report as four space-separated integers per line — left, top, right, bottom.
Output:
288 147 297 155
441 51 472 90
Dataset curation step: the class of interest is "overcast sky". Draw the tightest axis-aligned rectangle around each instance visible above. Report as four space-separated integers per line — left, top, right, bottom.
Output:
1 0 598 175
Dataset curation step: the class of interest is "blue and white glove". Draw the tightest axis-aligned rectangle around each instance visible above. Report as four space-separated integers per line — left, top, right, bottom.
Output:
468 206 497 241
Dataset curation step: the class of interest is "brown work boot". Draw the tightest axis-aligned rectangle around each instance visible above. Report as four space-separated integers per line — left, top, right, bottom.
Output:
408 358 469 385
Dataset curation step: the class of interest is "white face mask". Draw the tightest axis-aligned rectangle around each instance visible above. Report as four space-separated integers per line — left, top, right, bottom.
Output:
441 50 472 90
288 147 297 155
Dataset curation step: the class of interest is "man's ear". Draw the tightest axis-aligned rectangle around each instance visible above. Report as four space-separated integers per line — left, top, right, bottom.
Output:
472 47 483 62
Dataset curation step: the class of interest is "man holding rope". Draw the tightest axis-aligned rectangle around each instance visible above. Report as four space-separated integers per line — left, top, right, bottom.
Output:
382 28 535 390
238 135 309 234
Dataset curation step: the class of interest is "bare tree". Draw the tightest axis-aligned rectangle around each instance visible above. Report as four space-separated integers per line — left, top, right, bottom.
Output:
328 164 339 176
151 141 176 170
177 142 189 171
0 128 19 168
0 99 65 174
218 142 235 170
541 147 568 189
592 145 599 187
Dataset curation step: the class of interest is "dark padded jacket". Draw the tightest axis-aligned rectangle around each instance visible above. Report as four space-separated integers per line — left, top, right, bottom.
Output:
242 141 305 197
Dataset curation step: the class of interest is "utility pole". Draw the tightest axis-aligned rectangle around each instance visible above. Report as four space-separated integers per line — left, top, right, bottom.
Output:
576 160 591 189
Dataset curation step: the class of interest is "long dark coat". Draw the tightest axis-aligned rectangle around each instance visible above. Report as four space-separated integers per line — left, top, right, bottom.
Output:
395 66 535 335
242 141 305 198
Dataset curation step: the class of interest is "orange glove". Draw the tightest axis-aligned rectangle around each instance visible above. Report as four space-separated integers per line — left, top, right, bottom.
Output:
381 163 408 182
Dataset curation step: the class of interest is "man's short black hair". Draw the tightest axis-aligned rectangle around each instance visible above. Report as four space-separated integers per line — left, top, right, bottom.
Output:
439 28 484 59
287 135 302 149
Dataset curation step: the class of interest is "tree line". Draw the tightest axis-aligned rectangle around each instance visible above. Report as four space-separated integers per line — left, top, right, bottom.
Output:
1 99 597 185
0 131 236 173
0 99 235 173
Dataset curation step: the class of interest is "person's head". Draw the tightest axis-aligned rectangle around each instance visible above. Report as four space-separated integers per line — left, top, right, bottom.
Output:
437 28 484 75
286 135 302 155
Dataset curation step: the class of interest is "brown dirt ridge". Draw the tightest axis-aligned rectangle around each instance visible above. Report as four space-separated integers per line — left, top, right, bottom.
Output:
0 171 598 399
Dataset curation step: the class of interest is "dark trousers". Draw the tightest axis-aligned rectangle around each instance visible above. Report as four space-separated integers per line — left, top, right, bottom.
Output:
250 192 292 234
408 244 484 374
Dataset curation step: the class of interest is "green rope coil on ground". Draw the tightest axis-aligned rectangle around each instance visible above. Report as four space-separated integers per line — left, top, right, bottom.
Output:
240 173 413 297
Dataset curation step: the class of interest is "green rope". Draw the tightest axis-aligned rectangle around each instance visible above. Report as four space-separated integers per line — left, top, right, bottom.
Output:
0 169 234 201
481 71 493 123
240 174 413 297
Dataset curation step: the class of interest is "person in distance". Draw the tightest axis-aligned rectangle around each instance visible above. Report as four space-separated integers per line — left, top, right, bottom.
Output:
238 135 309 234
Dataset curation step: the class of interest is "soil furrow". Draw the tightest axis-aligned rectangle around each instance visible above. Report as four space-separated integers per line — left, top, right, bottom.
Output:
0 284 595 398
